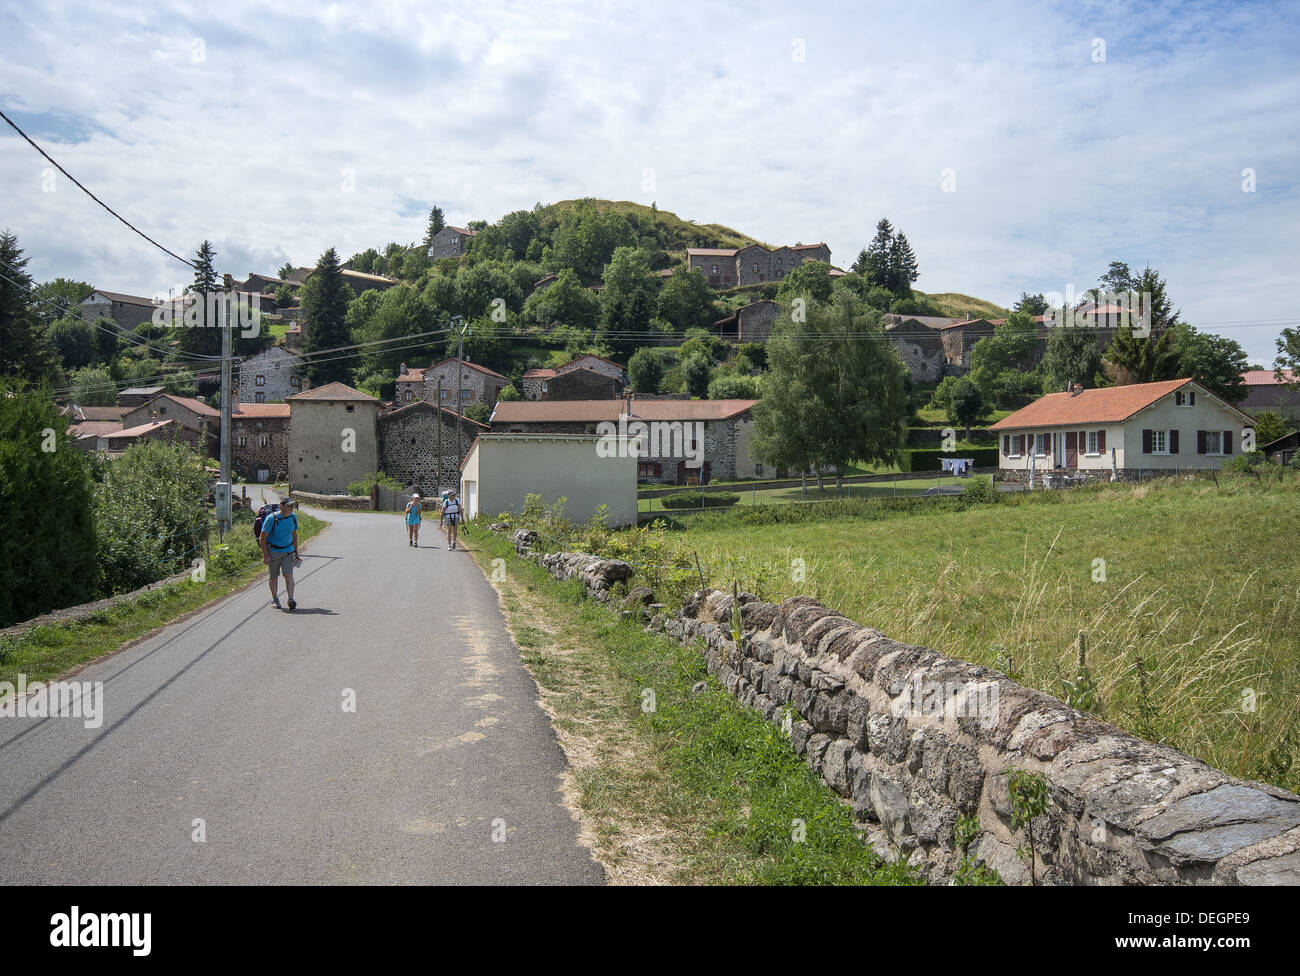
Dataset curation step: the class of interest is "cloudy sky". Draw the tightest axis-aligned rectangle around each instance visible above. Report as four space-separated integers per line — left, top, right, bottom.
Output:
2 0 1297 361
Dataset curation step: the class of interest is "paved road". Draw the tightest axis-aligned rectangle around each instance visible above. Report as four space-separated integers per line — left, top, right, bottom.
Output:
0 490 602 885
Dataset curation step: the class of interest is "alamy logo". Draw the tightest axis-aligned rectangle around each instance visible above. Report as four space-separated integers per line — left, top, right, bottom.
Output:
890 674 1000 729
595 418 705 469
50 907 151 956
0 676 103 729
151 289 262 338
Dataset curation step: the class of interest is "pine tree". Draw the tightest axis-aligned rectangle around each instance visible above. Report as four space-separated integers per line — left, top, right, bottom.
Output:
424 206 446 249
300 248 354 386
177 241 221 358
890 232 919 294
0 231 60 382
859 218 894 290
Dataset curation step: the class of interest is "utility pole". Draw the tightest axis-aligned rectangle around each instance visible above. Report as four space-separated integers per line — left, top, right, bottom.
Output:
216 273 235 536
452 315 466 478
437 378 443 491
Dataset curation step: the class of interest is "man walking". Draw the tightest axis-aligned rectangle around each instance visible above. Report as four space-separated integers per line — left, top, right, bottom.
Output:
442 488 463 551
259 496 300 610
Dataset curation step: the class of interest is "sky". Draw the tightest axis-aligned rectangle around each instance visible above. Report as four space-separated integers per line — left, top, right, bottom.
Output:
2 0 1297 362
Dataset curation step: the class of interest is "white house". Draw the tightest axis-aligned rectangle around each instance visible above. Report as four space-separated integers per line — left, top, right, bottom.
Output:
239 346 305 403
459 433 638 527
990 378 1255 480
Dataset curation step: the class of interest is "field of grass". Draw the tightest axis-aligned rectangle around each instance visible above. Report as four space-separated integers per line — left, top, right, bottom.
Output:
672 475 1300 791
0 511 327 686
471 530 925 885
638 474 954 513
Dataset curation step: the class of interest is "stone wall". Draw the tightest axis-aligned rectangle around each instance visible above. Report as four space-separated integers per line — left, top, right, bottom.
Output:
288 490 372 510
507 532 1300 886
377 400 485 495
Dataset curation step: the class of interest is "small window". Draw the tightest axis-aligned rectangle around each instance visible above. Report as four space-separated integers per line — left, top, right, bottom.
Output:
237 436 246 447
1152 429 1168 453
1175 390 1195 407
711 264 718 275
1205 430 1223 454
461 389 472 400
255 375 265 386
1034 433 1048 456
346 404 355 413
289 376 299 387
255 392 265 403
1086 431 1100 454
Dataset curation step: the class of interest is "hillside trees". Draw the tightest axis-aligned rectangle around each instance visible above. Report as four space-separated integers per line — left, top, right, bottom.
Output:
777 261 833 302
968 312 1042 407
598 246 662 355
1042 321 1103 391
543 203 636 282
752 293 909 488
522 268 599 331
852 219 919 296
656 266 716 331
299 247 354 385
628 346 664 393
0 231 60 382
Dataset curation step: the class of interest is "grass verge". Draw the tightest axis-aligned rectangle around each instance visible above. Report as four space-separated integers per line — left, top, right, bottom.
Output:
471 529 923 885
0 511 327 685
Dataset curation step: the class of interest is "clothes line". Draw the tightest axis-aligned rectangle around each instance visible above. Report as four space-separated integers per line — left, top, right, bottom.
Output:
939 457 975 477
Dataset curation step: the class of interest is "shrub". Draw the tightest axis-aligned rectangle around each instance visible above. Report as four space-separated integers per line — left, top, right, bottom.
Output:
347 471 403 496
659 490 740 509
94 440 209 595
962 474 997 503
0 384 99 626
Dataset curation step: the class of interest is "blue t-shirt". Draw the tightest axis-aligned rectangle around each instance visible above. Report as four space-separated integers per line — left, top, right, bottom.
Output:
262 512 298 551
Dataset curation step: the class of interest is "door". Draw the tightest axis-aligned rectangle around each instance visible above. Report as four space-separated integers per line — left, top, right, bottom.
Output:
1065 431 1078 469
465 480 478 519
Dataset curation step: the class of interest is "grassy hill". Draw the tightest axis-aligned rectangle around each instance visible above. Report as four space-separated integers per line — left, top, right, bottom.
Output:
914 291 1010 320
534 199 766 252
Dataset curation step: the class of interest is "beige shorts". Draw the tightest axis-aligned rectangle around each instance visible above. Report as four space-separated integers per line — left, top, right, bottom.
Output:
268 550 296 579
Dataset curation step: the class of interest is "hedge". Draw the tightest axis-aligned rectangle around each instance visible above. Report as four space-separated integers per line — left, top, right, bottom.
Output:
658 491 740 509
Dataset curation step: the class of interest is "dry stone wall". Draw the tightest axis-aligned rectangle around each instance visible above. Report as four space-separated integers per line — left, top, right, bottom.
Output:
507 530 1300 886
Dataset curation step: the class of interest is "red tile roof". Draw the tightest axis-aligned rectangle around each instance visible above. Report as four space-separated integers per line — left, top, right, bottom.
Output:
990 379 1195 430
1243 369 1298 386
686 247 740 257
491 398 757 424
233 403 291 418
523 368 556 378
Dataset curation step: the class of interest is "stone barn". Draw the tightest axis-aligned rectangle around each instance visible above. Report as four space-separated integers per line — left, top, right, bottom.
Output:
885 318 947 382
377 400 489 495
287 382 380 494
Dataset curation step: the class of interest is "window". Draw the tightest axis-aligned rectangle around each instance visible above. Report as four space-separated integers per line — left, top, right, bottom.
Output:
1203 430 1222 454
1086 430 1100 455
461 389 472 400
258 434 269 448
404 391 413 402
711 264 718 275
1175 390 1196 407
255 375 265 386
439 389 448 400
1152 430 1167 453
1034 433 1048 456
236 436 246 447
289 376 299 387
638 461 662 478
346 404 355 413
255 392 265 403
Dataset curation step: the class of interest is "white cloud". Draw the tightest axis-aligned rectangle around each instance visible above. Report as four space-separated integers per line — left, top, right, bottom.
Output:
1 0 1297 360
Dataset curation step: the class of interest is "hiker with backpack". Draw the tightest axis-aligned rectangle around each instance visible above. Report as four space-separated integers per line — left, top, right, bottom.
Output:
257 497 300 610
442 489 463 551
405 492 423 547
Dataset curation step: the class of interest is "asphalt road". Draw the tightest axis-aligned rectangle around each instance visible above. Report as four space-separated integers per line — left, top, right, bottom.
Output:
0 490 603 885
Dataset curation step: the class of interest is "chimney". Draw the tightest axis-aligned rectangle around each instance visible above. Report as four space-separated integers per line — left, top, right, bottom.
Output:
399 362 407 375
1069 382 1083 397
624 390 632 416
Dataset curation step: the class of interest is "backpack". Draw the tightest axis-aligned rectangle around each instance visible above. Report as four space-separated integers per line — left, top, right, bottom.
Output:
252 503 277 540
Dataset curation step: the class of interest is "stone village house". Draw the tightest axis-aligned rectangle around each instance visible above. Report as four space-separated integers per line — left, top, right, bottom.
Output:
489 395 763 485
991 378 1256 483
393 358 511 409
687 243 831 288
378 400 489 495
238 346 306 403
426 225 478 260
521 354 628 400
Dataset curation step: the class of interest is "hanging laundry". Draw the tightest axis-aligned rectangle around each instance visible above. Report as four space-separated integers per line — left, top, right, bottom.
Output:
939 457 975 477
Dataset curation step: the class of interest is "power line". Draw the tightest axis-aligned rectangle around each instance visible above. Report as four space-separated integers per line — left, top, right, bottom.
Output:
0 108 197 270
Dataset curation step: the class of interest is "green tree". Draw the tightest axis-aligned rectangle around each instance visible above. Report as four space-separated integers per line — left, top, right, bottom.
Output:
628 347 664 392
656 266 716 331
69 366 118 406
1170 325 1249 404
968 312 1041 407
278 262 294 280
454 262 523 320
176 240 222 359
1104 326 1179 385
1042 322 1102 391
777 261 834 303
707 372 761 399
0 383 99 625
543 202 636 282
299 247 354 386
751 293 909 489
48 315 98 370
522 268 599 331
682 352 712 398
423 206 445 249
599 246 661 354
1014 292 1049 316
352 284 436 376
33 277 93 327
0 231 61 382
945 376 985 438
1252 410 1291 447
